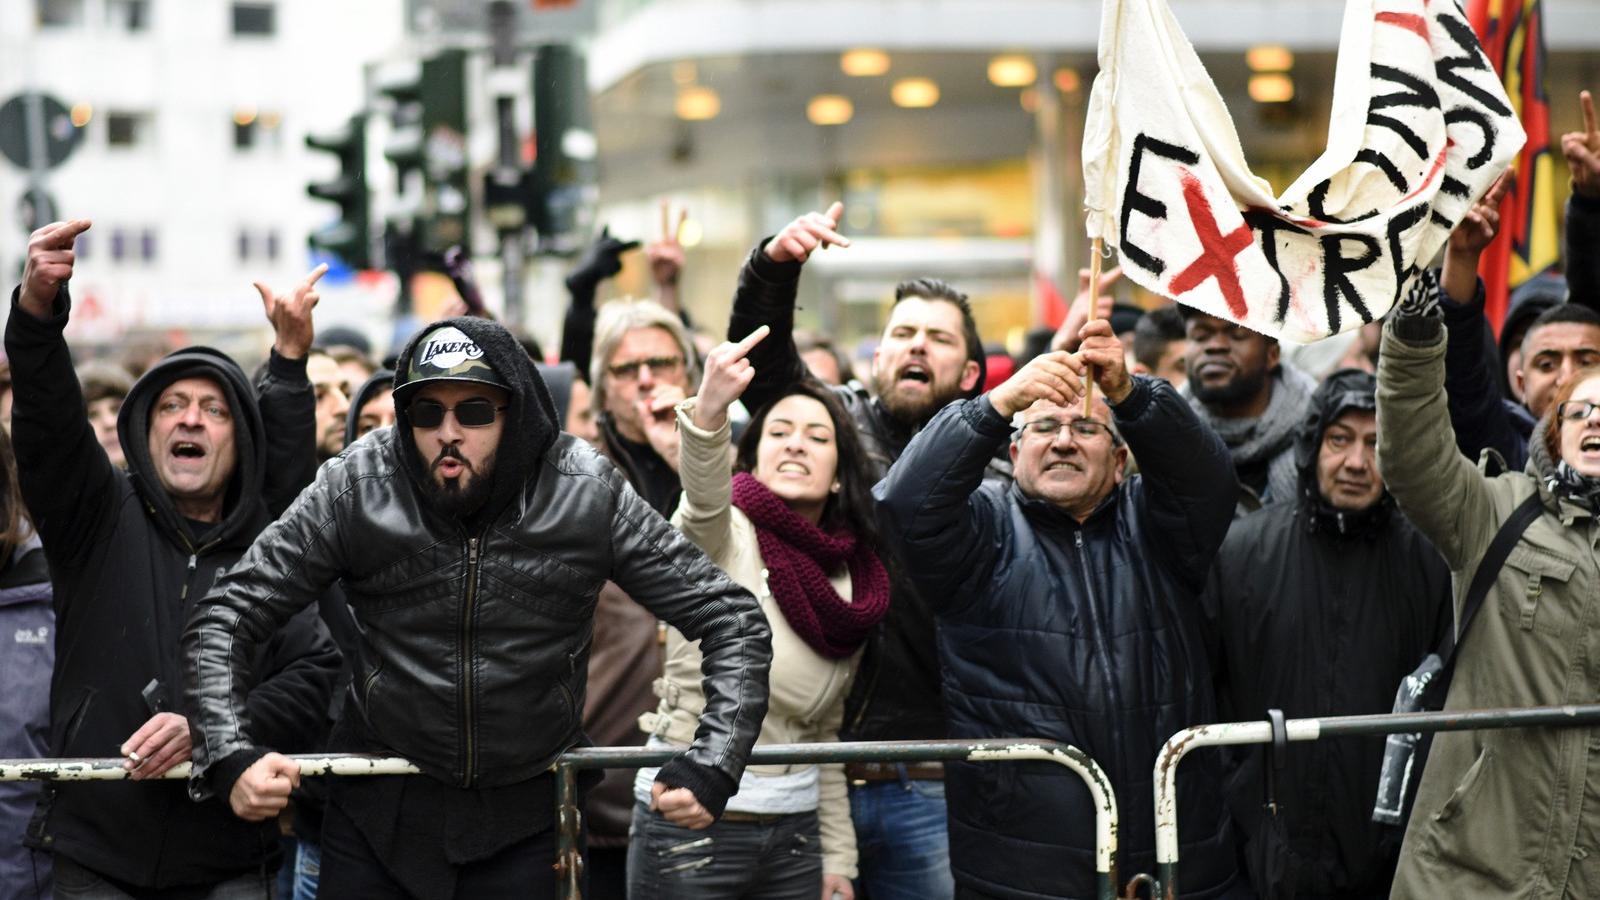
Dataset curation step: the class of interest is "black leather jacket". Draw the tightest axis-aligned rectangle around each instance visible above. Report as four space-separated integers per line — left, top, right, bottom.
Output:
184 318 771 801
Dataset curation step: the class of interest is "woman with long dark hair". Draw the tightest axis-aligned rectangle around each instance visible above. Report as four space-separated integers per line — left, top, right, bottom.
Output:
629 326 888 900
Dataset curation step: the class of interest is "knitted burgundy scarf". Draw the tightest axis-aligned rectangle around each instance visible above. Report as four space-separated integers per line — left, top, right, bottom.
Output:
730 472 890 659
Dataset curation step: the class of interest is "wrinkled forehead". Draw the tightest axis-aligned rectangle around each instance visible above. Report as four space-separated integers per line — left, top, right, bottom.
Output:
609 325 682 363
1018 397 1113 428
1324 407 1377 436
156 375 229 407
306 353 343 383
882 297 966 344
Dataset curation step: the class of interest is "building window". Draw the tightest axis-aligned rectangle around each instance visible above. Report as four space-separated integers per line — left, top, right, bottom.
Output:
106 111 150 148
265 230 280 262
140 228 158 263
106 0 149 31
36 0 85 27
111 229 127 263
231 2 275 36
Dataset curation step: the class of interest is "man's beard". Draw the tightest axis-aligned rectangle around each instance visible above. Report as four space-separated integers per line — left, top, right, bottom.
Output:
421 446 497 519
874 371 965 430
1190 365 1270 414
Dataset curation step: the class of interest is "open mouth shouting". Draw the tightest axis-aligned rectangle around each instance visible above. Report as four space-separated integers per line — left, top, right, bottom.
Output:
896 362 932 390
775 460 811 478
170 440 208 465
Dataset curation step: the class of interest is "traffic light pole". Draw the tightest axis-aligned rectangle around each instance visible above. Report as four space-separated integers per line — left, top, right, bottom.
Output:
488 1 526 327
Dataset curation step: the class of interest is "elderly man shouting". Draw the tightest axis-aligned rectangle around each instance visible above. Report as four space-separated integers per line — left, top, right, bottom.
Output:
875 320 1247 900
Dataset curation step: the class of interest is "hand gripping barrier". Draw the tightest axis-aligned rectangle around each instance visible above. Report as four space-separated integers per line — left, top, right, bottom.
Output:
1 738 1119 899
1148 704 1600 899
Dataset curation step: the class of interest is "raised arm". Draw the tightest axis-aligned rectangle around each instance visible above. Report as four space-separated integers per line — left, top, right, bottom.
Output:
728 203 849 413
1562 90 1600 310
1377 285 1497 575
253 265 327 514
5 219 121 569
671 326 771 561
608 471 772 823
561 227 638 372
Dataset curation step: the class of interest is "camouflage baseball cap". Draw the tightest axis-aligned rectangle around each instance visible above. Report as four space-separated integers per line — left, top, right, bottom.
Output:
393 324 508 401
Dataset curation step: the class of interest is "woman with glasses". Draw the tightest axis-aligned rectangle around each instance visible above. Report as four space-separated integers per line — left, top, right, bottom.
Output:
1381 260 1600 897
629 325 888 900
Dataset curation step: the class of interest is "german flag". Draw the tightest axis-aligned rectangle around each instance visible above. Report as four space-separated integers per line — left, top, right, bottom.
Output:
1467 0 1559 335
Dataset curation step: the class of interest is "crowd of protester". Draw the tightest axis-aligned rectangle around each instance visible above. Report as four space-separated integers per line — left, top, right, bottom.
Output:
2 93 1600 900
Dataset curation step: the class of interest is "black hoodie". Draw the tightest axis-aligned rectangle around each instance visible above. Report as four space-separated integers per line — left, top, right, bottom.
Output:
4 286 339 890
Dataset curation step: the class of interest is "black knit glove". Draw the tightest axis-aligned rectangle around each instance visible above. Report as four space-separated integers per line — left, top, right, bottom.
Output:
1390 268 1446 344
655 756 739 819
564 226 640 294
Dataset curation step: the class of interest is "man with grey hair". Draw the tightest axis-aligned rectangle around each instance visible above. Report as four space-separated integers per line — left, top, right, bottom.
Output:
589 299 701 515
875 320 1245 899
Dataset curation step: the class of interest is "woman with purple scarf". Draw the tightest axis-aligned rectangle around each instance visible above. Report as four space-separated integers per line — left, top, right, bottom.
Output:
629 326 889 900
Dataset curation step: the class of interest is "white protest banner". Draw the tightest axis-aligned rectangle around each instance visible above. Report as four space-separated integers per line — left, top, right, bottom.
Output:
1081 0 1524 341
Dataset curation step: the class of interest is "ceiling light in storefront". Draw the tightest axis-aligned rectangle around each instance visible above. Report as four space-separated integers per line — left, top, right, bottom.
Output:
675 85 721 121
841 49 890 77
892 78 940 109
233 106 258 127
70 103 93 127
1248 73 1295 103
807 94 854 126
1246 45 1294 72
988 55 1037 88
1054 67 1082 94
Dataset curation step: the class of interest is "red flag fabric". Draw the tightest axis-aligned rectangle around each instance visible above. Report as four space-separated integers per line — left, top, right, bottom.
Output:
1467 0 1559 335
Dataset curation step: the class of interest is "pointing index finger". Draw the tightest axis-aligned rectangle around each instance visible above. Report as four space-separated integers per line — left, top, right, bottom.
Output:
39 218 92 249
1583 90 1597 139
301 263 329 290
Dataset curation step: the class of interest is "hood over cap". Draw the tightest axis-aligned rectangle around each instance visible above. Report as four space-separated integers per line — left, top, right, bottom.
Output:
1294 367 1391 536
117 345 265 549
343 367 395 448
391 317 560 527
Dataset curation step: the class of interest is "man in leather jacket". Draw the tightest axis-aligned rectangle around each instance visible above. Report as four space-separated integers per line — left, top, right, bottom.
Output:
875 322 1246 900
182 317 772 899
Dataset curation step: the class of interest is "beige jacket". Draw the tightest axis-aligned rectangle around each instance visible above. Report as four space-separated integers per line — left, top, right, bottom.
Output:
640 398 861 878
1378 318 1600 899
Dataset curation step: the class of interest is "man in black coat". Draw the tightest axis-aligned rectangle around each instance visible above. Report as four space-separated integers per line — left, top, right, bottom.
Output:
182 317 772 899
875 320 1245 900
8 219 339 897
1201 369 1450 899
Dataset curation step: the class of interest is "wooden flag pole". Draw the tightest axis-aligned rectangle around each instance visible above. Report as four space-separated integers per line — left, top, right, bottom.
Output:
1083 237 1104 418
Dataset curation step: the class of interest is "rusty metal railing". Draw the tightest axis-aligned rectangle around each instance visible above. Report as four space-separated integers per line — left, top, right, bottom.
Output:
552 739 1119 900
2 739 1119 900
1149 704 1600 898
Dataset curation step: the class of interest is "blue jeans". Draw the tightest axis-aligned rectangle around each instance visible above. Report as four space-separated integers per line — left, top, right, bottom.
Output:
850 777 953 900
626 803 821 900
292 841 322 900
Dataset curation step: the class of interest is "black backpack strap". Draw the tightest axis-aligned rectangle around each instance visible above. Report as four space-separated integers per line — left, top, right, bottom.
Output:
1436 489 1546 664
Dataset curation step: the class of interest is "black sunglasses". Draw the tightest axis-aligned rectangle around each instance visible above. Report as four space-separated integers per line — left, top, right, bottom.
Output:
408 398 508 428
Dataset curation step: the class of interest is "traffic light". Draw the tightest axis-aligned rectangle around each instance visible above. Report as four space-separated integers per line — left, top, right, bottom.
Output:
305 115 371 269
527 44 597 253
379 71 424 194
419 49 470 256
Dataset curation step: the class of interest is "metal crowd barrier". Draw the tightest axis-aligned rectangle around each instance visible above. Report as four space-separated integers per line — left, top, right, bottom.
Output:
552 739 1118 900
0 738 1120 900
1150 704 1600 899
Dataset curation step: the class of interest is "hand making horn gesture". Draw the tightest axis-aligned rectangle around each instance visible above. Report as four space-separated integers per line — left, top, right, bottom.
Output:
763 202 850 264
254 264 328 360
693 325 771 431
19 218 92 319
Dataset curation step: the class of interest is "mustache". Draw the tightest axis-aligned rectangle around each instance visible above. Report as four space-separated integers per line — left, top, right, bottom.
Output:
431 446 473 473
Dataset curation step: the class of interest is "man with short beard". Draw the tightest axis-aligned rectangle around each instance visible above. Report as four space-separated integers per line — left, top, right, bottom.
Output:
305 349 352 463
1181 309 1316 515
182 317 772 899
728 202 989 900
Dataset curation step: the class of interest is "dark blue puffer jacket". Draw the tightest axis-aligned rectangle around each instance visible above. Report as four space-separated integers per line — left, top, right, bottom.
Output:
874 377 1243 900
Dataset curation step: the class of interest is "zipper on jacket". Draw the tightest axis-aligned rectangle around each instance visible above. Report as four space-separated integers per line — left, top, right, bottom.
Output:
1073 530 1125 763
177 553 199 603
460 535 482 786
